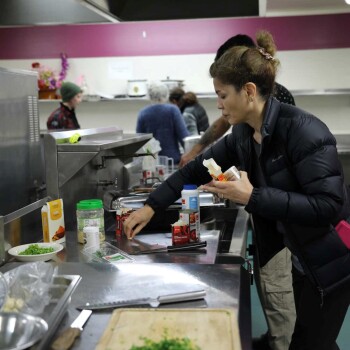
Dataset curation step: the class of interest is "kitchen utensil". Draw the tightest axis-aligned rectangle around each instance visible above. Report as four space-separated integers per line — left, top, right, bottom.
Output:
127 79 147 97
96 308 241 350
7 243 63 262
0 312 48 350
76 289 206 311
50 309 92 350
161 78 184 90
131 240 207 255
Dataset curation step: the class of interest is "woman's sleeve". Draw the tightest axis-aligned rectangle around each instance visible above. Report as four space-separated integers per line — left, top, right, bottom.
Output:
145 133 240 210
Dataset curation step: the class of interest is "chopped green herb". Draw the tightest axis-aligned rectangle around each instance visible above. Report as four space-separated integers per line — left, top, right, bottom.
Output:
130 336 200 350
19 244 54 255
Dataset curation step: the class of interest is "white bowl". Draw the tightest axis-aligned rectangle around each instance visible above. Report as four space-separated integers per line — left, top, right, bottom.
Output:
8 243 63 262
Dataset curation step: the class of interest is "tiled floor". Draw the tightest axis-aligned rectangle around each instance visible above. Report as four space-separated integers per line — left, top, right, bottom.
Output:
251 267 350 349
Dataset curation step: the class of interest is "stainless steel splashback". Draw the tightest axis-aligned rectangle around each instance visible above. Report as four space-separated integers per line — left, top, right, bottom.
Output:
0 67 47 264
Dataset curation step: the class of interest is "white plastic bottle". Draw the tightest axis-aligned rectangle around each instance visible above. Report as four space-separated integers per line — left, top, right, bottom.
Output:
181 184 201 238
181 184 199 210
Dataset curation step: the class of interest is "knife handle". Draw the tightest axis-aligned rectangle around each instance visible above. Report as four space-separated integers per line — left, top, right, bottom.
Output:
51 328 81 350
158 290 206 304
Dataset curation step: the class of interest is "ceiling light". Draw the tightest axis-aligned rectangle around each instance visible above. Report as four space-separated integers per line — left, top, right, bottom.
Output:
345 0 350 5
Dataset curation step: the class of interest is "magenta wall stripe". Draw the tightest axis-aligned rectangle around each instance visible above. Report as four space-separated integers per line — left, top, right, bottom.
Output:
0 13 349 59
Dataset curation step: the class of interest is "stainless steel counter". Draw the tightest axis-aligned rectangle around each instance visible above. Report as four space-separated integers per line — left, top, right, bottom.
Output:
40 263 251 350
61 229 220 264
0 205 252 349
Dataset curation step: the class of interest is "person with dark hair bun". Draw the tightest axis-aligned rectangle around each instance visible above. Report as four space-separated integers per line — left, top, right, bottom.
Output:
180 33 294 167
125 30 350 350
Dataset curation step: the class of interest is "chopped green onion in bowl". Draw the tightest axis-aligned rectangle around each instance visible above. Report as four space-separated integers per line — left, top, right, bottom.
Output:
19 244 55 255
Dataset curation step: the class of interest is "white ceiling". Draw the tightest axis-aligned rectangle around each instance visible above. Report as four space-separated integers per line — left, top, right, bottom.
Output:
265 0 350 16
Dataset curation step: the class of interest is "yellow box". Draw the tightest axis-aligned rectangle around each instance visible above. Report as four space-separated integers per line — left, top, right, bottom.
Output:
41 199 65 243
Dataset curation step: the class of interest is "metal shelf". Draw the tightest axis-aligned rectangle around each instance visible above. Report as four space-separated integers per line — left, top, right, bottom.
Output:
38 89 350 103
196 89 350 98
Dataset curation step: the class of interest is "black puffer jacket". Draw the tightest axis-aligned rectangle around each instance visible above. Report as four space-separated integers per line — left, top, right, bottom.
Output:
146 97 350 295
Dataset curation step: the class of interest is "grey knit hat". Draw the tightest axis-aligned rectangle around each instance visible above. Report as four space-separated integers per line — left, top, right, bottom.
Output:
60 82 82 102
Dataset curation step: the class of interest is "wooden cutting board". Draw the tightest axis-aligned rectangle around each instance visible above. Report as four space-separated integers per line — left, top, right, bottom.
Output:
96 308 241 350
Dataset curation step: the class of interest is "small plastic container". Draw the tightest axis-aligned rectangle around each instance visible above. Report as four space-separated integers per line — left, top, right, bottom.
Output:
82 242 133 264
84 226 100 252
76 199 105 244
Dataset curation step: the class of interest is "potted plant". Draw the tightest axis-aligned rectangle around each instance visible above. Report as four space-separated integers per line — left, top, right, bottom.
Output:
32 53 69 99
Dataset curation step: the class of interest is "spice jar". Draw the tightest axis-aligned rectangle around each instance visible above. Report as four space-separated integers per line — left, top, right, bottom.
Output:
76 199 105 243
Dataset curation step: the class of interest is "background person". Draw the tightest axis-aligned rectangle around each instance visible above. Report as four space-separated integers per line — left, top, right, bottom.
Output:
169 88 210 136
136 83 189 164
125 31 350 350
47 81 82 130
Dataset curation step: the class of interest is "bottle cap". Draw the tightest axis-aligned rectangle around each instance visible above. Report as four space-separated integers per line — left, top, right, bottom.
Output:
77 199 103 210
183 184 197 190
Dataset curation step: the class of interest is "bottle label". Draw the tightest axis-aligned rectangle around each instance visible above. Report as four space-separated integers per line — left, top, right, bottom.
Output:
188 196 198 210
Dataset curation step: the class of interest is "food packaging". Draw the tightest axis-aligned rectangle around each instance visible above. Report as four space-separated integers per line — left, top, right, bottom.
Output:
171 220 190 246
41 199 65 243
203 158 226 181
203 158 240 181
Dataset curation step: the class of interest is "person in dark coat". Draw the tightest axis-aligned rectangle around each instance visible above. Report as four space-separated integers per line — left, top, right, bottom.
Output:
47 82 82 130
124 31 350 350
179 34 295 168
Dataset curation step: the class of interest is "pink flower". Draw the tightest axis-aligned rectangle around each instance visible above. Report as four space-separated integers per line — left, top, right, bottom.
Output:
32 53 69 90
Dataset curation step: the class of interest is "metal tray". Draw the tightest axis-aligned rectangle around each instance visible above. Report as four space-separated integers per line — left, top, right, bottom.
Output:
31 274 81 350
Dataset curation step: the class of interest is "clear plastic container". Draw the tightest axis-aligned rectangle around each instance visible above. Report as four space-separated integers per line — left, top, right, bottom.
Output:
76 199 105 244
82 242 133 264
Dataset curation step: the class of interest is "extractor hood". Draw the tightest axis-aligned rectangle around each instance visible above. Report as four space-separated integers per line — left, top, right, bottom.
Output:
82 0 259 21
0 0 118 26
0 0 259 26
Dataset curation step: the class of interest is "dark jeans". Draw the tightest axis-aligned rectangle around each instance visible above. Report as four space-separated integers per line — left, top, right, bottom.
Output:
290 269 350 350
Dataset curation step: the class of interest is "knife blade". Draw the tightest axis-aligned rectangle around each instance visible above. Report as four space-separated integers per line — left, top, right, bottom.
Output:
51 309 92 350
131 240 207 255
76 289 206 311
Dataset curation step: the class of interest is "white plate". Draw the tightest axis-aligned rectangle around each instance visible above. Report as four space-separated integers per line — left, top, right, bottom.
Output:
8 243 63 262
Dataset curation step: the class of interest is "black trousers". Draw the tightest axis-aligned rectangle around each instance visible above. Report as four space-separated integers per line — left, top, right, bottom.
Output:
289 269 350 350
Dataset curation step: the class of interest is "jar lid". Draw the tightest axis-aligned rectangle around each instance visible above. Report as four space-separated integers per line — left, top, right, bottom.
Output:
183 184 197 190
77 199 103 210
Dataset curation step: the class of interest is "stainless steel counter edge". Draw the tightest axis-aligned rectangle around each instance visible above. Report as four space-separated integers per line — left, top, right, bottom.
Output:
216 206 250 264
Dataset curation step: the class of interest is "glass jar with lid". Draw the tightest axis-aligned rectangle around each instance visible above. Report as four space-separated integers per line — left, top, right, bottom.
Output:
76 199 105 243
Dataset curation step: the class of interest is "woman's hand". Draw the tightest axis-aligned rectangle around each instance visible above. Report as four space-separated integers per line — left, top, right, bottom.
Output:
202 171 253 205
123 205 155 239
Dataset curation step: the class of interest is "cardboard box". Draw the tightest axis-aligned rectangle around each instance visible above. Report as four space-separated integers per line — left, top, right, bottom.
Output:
41 199 65 243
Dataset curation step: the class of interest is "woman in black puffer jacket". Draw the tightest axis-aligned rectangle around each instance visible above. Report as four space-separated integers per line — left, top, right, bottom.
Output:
124 31 350 350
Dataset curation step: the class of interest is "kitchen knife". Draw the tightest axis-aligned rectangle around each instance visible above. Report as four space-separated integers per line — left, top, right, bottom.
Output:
76 289 206 311
51 309 92 350
131 240 207 255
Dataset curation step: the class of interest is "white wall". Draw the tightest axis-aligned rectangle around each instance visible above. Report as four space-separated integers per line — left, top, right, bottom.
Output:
2 48 350 134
